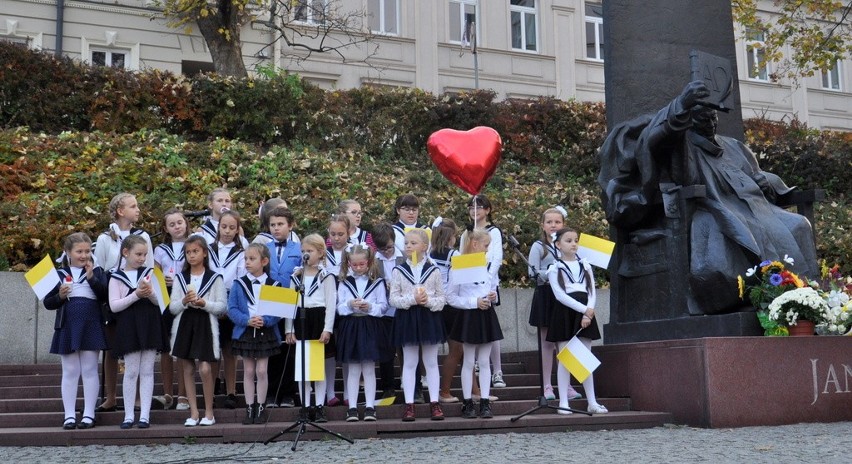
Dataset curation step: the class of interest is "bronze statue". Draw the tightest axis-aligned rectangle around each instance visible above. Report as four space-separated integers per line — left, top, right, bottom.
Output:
598 80 818 316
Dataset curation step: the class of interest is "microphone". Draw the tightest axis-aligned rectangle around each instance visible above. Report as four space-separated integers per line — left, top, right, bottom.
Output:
302 253 310 263
220 207 230 214
184 209 210 218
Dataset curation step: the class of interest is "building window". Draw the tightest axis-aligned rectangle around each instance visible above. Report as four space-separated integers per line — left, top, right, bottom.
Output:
510 0 537 52
450 0 479 44
745 28 769 81
822 61 841 91
584 3 603 61
368 0 399 35
91 48 127 69
294 0 327 24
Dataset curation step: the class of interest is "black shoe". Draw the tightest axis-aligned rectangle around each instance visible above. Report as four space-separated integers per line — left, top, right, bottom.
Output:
254 403 268 424
120 420 134 429
136 420 150 429
224 393 238 409
461 399 477 419
62 417 77 430
242 404 254 425
479 398 493 419
278 397 295 408
77 416 96 430
346 407 359 422
314 405 328 423
363 407 377 421
382 389 397 399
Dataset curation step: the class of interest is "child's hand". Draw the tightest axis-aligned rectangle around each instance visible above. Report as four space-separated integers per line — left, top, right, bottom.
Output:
581 315 592 329
319 331 331 343
164 275 174 286
194 298 206 308
183 290 197 305
84 259 94 279
414 287 428 305
477 297 491 310
136 284 153 298
486 291 497 302
584 307 595 320
285 333 297 344
250 316 264 328
59 284 71 300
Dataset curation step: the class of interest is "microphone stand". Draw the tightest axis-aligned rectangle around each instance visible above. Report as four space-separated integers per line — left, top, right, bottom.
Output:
507 236 590 421
265 259 353 450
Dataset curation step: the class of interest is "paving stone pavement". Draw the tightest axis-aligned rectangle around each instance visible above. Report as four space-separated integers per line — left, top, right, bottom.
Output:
5 422 849 463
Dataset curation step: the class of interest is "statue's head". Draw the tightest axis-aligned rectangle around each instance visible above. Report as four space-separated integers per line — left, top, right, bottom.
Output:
692 106 718 138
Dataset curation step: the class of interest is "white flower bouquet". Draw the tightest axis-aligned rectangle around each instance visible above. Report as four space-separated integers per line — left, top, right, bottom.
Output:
767 287 829 326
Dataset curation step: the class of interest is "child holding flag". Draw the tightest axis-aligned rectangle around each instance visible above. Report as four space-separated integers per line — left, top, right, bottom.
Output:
336 243 387 422
447 230 502 418
108 235 167 429
228 244 282 425
389 229 447 421
547 227 607 415
43 233 109 430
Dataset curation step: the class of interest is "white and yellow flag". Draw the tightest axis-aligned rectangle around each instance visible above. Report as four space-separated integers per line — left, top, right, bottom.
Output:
25 255 61 300
578 233 615 269
450 251 489 285
295 340 326 382
150 268 171 314
556 336 601 383
258 285 298 319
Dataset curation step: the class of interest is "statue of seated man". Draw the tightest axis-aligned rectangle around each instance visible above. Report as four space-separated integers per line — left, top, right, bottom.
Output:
598 80 818 315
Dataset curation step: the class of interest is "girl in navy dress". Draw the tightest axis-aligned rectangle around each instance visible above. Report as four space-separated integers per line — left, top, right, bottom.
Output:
448 230 502 419
528 206 581 401
153 208 189 411
389 229 447 421
44 233 109 430
547 227 607 415
108 235 167 429
285 234 337 423
228 244 282 425
337 244 387 422
169 235 227 426
209 210 247 409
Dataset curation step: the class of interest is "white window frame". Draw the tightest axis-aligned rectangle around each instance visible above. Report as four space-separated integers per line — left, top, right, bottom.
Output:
449 0 480 45
821 61 842 91
745 28 769 82
584 3 604 61
369 0 400 35
81 36 139 70
510 0 538 53
293 0 328 25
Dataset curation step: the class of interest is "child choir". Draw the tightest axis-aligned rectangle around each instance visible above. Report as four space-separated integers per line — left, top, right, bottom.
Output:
45 191 605 428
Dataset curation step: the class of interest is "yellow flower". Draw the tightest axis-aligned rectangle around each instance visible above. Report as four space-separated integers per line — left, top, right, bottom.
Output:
761 261 784 273
737 275 745 299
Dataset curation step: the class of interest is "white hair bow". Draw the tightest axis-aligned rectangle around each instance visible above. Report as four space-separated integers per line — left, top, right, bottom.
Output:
554 205 568 218
431 216 443 228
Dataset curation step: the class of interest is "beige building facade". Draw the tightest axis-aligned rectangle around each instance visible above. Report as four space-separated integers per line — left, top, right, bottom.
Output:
1 0 850 130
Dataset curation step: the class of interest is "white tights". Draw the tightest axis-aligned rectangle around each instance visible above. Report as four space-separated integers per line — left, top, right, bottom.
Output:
402 344 439 404
557 337 598 408
346 361 376 408
60 350 100 420
540 328 556 387
324 358 337 401
242 357 269 406
462 342 493 399
490 339 503 374
122 350 156 423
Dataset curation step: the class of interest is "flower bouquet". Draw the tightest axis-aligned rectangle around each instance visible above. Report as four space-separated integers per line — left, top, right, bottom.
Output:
738 256 805 336
767 287 828 327
815 262 852 335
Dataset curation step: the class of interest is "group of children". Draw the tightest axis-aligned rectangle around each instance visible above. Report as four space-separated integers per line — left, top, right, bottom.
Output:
43 189 606 430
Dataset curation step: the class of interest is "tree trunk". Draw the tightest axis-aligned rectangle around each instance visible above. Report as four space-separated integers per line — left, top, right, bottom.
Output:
195 5 247 78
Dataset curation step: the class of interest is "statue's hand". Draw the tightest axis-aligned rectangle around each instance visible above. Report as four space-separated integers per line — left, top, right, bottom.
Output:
678 80 710 110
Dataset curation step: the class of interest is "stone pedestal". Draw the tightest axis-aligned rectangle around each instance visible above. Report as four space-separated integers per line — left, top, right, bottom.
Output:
604 312 763 344
594 336 852 427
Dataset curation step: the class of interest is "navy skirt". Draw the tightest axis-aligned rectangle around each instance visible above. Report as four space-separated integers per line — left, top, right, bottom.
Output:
293 306 336 358
450 306 504 345
171 307 219 362
546 292 601 342
528 284 556 327
113 298 167 358
336 315 383 363
392 305 446 347
50 297 108 355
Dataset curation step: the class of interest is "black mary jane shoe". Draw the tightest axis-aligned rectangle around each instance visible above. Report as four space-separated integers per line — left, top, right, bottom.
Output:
77 416 96 430
63 417 77 430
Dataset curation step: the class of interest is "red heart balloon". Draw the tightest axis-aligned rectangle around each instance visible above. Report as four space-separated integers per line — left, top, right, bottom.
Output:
427 127 502 195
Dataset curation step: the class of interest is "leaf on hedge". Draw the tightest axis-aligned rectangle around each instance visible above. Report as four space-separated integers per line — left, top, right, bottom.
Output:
30 238 41 248
85 206 98 215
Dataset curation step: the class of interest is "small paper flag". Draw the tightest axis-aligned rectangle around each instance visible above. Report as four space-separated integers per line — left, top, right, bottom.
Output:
450 251 489 285
556 336 601 383
151 267 170 314
578 233 615 269
375 396 396 406
258 285 298 319
295 340 326 382
411 250 418 266
25 255 61 300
